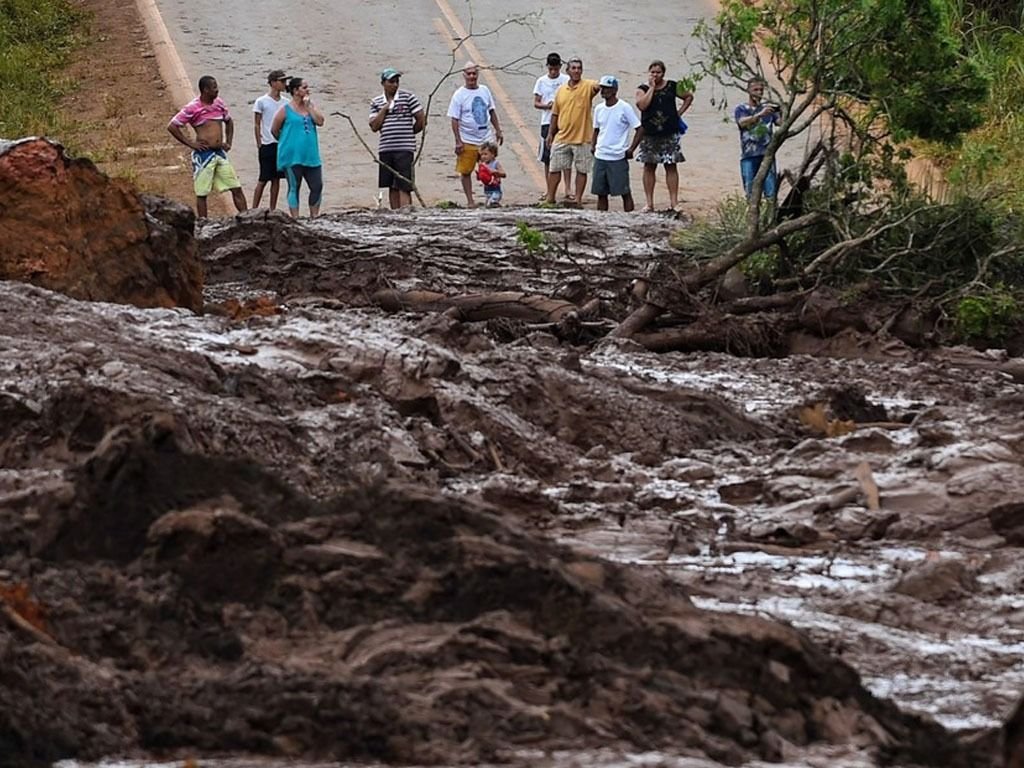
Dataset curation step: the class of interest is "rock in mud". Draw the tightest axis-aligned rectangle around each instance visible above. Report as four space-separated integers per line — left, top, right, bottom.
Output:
0 137 202 311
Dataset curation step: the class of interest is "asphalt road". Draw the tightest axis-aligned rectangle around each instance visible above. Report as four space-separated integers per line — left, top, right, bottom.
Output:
153 0 770 210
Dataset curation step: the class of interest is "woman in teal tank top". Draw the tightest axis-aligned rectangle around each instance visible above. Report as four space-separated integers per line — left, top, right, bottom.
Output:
271 77 325 217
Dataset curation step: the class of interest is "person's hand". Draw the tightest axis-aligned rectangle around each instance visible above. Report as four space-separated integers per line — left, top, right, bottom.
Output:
648 73 658 88
455 141 464 155
194 138 210 150
625 149 634 160
495 128 504 145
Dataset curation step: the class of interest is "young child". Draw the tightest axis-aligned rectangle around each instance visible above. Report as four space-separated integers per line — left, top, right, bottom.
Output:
475 141 505 207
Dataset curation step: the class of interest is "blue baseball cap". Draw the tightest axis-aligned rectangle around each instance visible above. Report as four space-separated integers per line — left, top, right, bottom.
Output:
598 75 619 88
380 67 402 82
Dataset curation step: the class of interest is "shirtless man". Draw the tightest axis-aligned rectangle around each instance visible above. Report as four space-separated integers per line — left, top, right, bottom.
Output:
168 75 248 218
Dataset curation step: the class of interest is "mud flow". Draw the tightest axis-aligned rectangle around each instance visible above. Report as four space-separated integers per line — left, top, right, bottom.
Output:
3 208 1022 768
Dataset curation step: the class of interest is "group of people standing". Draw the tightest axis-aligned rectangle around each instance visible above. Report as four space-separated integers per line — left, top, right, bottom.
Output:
441 54 698 212
166 57 780 218
168 72 324 218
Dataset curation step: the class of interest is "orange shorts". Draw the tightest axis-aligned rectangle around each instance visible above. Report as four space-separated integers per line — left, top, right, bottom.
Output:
455 143 480 176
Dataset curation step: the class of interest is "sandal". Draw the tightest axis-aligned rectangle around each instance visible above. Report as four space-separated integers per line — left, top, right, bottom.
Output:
563 193 576 202
640 205 654 213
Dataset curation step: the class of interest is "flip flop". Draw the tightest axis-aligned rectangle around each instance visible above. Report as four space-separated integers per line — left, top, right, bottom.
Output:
564 193 576 202
640 205 654 213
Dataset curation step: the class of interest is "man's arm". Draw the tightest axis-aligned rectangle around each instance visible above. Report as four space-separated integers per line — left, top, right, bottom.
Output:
737 105 774 129
627 125 644 156
270 106 286 140
168 122 198 150
534 92 552 112
451 117 463 152
413 107 425 134
368 101 388 132
546 113 560 147
489 108 504 145
591 126 599 154
224 117 234 151
253 112 262 147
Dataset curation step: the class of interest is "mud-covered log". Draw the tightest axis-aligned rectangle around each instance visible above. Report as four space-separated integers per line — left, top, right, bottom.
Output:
611 213 825 339
632 314 794 354
372 289 582 323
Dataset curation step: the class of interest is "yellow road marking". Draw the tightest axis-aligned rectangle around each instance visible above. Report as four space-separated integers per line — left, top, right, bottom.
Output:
433 0 547 192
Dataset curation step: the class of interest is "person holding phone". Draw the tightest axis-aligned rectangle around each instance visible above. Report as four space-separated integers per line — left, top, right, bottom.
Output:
734 77 781 201
271 76 325 217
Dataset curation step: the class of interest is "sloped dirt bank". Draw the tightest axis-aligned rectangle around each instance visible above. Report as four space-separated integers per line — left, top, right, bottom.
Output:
3 209 1024 767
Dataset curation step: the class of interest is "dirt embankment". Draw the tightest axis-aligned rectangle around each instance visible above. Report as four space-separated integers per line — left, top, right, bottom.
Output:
60 0 219 213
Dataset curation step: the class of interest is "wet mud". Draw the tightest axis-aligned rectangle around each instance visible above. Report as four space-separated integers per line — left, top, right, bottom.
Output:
2 209 1023 767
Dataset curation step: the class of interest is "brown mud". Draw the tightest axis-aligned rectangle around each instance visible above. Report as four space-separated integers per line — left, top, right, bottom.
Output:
2 207 1024 767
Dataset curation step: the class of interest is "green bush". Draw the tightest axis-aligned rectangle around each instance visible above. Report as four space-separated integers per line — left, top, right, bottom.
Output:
0 0 84 138
954 286 1021 342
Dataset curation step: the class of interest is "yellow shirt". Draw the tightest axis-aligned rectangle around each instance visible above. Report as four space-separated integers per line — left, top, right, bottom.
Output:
551 79 600 145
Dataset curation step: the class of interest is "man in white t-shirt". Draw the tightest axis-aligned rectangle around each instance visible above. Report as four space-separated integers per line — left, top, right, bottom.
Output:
591 75 641 212
447 61 503 208
533 52 570 198
252 69 287 210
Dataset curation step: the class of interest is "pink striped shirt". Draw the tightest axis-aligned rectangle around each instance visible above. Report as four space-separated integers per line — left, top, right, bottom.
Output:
171 97 231 127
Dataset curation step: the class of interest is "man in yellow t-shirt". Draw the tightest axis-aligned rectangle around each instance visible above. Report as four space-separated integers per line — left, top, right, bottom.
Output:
544 57 600 206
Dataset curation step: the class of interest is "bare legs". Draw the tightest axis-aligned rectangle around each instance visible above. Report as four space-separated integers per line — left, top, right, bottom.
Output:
460 174 476 208
597 193 634 212
230 187 248 213
642 163 681 210
195 188 248 220
665 164 679 209
547 169 587 205
389 189 412 209
252 179 280 210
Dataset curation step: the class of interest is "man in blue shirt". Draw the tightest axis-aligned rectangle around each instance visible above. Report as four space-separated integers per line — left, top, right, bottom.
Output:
734 78 781 200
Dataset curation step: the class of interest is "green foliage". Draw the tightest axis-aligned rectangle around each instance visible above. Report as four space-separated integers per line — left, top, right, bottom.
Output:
941 12 1024 213
668 196 749 261
515 221 548 255
954 286 1021 342
695 0 989 142
0 0 83 137
741 251 780 282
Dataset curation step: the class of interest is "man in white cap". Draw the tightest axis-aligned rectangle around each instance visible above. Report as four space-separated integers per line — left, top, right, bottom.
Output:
369 67 425 209
591 75 641 212
447 61 503 208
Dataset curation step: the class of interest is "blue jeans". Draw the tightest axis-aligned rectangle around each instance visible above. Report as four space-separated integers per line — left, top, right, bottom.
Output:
740 155 778 199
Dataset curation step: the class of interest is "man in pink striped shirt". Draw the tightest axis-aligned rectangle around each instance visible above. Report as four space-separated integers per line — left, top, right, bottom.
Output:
168 75 248 218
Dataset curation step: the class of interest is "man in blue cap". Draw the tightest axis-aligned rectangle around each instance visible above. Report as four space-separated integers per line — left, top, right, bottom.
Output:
369 66 425 208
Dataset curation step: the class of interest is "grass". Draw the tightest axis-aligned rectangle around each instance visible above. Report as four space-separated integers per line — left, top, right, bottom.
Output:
918 4 1024 214
0 0 85 138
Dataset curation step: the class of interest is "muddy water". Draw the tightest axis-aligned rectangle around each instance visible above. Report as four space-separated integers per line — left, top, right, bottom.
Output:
42 296 1024 767
562 348 1024 732
9 208 1021 766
